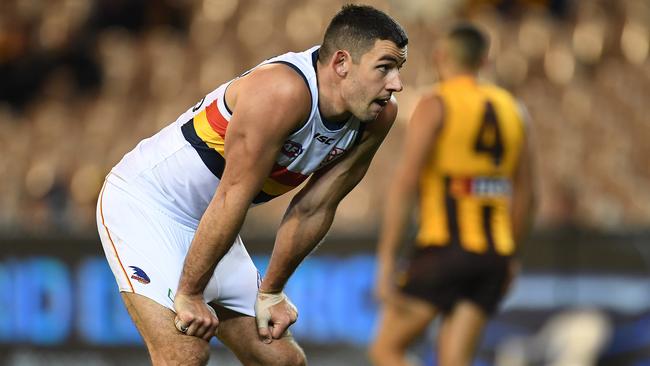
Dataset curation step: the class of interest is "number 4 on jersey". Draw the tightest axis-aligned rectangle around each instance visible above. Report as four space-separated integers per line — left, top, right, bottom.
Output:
474 101 504 166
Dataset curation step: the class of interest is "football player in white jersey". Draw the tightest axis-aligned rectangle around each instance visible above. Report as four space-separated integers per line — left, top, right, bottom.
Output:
97 4 407 365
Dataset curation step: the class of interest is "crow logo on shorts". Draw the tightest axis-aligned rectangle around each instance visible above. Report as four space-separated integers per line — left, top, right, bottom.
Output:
129 266 151 285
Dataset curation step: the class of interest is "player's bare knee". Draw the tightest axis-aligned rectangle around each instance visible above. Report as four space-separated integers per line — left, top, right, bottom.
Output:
256 345 306 366
275 346 306 366
179 344 210 366
153 340 210 366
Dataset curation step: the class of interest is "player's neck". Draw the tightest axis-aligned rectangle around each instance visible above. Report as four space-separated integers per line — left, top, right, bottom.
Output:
315 60 351 123
440 65 477 82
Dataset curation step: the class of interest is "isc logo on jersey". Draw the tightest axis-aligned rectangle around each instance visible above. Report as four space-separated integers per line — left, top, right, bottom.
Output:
314 133 335 145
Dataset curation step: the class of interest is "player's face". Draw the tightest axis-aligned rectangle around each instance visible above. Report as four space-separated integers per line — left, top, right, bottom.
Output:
343 40 407 121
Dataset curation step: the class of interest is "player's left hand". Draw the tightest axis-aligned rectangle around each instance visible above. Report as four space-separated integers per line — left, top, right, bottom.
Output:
255 290 298 344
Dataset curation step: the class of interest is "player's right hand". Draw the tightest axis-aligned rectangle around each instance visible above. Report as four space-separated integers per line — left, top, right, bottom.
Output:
173 293 220 341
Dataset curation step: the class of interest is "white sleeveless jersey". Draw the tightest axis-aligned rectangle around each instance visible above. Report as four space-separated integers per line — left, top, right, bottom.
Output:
109 46 364 227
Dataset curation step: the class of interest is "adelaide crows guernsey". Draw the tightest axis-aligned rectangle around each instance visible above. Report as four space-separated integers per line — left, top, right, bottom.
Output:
109 46 363 227
417 76 525 256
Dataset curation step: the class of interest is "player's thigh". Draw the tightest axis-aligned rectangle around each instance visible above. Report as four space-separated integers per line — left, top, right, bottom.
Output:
212 304 306 366
372 293 438 350
122 292 211 365
97 180 194 310
437 300 488 366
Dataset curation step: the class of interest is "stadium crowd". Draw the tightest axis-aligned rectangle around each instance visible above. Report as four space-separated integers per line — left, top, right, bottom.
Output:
0 0 648 236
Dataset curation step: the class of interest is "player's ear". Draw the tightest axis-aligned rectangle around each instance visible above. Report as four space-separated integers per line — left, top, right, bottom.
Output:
331 50 351 77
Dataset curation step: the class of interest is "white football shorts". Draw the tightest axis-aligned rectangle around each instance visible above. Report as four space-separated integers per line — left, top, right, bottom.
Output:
96 175 259 317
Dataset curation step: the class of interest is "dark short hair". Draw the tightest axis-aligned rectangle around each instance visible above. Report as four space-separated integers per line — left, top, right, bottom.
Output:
319 4 408 63
447 23 489 70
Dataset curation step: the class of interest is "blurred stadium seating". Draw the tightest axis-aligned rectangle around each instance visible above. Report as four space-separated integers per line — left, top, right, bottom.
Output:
0 0 649 365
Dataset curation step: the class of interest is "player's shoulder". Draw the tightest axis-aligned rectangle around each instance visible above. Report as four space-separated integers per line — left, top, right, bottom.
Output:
480 82 528 115
413 90 444 117
229 62 312 122
246 63 312 102
479 82 518 104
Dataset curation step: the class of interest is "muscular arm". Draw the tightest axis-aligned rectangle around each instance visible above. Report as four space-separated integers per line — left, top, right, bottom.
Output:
260 98 399 293
375 94 443 301
173 65 310 338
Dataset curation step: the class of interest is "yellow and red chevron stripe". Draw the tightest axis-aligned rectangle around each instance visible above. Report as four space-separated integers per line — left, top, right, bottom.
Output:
193 100 227 154
185 98 309 203
261 163 309 196
269 163 309 186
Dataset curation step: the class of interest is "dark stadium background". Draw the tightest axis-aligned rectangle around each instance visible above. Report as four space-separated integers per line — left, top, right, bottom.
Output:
1 0 649 365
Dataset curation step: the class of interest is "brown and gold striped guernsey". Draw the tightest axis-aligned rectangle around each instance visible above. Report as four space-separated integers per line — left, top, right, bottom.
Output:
416 76 525 255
